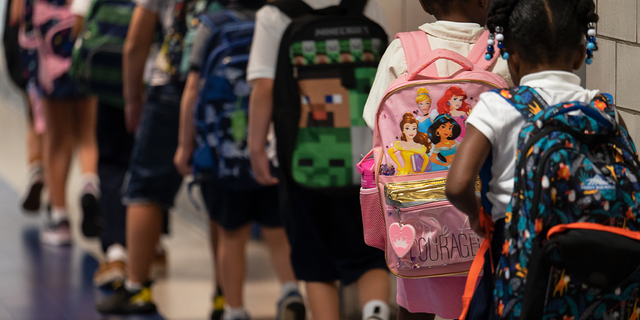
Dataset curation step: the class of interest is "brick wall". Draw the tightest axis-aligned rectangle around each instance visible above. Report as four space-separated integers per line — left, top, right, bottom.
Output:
586 0 640 142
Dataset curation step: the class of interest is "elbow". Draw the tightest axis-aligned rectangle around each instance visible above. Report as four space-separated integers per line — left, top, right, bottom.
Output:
445 176 472 205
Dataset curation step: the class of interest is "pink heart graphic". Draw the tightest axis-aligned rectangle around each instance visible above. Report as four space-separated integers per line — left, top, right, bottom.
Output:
389 223 416 258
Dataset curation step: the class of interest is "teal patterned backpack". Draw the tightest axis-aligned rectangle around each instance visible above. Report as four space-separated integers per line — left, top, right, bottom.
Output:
494 86 640 320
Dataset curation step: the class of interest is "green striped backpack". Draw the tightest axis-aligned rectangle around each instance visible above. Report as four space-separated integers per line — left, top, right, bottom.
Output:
69 0 134 108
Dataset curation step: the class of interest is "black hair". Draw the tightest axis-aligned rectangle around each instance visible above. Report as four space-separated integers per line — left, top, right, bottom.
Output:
419 0 462 16
487 0 598 66
428 114 461 144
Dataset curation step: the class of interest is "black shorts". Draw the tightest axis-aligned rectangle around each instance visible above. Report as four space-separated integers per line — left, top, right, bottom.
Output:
200 180 283 231
4 0 27 90
285 184 387 285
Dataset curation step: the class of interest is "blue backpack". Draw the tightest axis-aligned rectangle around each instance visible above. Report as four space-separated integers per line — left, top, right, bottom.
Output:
192 9 266 191
492 87 640 320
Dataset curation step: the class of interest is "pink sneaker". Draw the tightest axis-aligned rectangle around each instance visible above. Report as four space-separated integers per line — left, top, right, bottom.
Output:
40 219 72 246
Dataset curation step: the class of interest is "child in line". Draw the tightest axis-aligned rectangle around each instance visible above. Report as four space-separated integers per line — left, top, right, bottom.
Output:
446 0 609 318
362 0 511 319
174 1 305 319
247 1 392 320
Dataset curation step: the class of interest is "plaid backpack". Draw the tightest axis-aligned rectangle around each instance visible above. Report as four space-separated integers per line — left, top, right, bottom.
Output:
493 86 640 320
69 0 135 107
271 0 387 191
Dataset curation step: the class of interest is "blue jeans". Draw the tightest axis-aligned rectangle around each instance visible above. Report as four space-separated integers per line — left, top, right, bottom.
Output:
123 84 184 209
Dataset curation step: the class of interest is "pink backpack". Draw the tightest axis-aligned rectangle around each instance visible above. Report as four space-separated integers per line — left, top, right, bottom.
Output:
18 0 75 95
360 30 507 278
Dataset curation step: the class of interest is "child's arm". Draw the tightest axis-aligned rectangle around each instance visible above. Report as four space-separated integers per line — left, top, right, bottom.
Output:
123 6 157 132
174 71 200 177
446 125 491 237
248 78 279 186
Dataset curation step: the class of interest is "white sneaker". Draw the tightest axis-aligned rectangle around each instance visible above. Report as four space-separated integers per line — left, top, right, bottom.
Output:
40 219 72 246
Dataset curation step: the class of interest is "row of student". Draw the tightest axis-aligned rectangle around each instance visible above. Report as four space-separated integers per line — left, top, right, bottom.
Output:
9 0 628 319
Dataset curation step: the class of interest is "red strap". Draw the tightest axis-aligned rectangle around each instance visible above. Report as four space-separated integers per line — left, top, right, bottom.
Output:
396 31 437 77
548 222 640 241
467 30 499 71
460 209 495 320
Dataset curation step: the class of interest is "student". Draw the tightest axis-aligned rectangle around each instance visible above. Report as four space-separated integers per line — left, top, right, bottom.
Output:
445 0 604 318
13 0 100 246
5 0 45 214
361 1 511 319
174 1 304 319
247 1 392 320
94 0 189 314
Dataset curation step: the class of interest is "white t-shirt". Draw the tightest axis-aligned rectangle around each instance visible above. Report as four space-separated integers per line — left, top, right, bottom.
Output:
70 0 92 16
246 0 387 83
362 21 513 129
466 70 600 221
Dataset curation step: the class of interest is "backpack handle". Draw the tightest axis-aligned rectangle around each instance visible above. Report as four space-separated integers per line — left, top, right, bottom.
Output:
407 49 474 81
549 104 616 130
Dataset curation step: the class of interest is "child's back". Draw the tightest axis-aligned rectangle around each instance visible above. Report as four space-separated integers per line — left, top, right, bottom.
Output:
362 1 511 319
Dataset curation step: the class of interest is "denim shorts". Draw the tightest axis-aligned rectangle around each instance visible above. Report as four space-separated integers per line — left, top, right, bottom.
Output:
122 84 184 209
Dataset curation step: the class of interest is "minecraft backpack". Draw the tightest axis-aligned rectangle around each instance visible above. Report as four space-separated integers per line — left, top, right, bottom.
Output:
492 87 640 320
360 30 507 280
271 0 387 191
192 8 271 191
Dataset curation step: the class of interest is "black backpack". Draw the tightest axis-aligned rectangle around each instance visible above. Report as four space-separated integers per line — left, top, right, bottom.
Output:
271 0 388 192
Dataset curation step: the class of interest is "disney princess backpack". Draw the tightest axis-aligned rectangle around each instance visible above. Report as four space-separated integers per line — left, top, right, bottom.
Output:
360 30 507 278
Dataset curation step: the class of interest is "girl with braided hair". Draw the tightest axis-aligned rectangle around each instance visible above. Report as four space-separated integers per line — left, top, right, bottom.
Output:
363 1 512 319
445 0 623 319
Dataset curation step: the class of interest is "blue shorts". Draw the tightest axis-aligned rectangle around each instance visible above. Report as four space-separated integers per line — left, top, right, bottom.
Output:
200 179 283 231
123 84 184 209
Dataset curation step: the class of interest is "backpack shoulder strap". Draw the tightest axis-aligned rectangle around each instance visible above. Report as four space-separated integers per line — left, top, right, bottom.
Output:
339 0 367 14
591 93 616 120
396 31 437 77
494 86 549 120
200 10 239 30
269 0 313 19
467 30 499 71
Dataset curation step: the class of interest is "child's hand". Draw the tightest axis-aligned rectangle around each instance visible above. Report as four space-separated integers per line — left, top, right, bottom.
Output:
469 214 486 238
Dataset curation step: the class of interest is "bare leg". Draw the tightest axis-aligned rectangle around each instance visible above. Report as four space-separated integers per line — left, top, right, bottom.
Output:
306 281 340 320
356 269 390 308
73 96 98 174
26 96 43 165
209 220 223 290
260 226 296 283
42 98 75 208
218 224 251 308
126 203 163 283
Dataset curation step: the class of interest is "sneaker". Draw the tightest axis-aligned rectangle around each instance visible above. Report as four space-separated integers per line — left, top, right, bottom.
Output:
210 293 225 320
96 282 157 314
94 260 126 288
277 291 306 320
81 192 101 238
21 164 44 213
40 219 72 246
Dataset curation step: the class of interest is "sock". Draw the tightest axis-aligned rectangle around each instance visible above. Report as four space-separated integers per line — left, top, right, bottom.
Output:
362 300 390 320
81 173 101 198
280 281 299 299
125 279 142 292
106 243 127 263
50 207 68 224
223 306 249 320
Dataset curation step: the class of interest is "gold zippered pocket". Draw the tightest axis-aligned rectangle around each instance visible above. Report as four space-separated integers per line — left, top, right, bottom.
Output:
384 178 481 208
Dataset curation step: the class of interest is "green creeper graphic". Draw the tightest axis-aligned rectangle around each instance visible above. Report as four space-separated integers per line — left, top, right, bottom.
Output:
290 42 303 64
326 39 340 64
292 128 353 187
231 96 247 146
302 41 316 66
350 38 364 62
